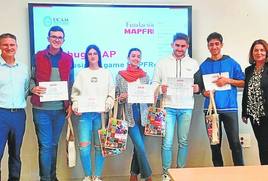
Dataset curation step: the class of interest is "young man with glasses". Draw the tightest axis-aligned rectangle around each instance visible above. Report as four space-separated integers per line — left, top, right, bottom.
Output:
30 26 74 181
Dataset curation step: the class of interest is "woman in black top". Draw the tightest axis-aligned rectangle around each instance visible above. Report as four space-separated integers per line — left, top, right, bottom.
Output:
242 39 268 165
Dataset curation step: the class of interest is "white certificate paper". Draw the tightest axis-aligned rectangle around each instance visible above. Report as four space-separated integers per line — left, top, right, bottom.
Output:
166 77 194 107
77 96 105 113
127 83 154 104
202 72 231 91
39 81 68 102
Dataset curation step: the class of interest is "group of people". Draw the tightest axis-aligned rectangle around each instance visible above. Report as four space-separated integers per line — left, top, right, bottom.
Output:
0 25 268 181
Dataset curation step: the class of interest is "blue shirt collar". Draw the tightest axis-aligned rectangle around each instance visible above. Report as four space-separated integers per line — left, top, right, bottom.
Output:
0 55 19 67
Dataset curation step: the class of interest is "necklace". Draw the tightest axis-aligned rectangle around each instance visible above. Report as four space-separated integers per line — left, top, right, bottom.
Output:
254 66 264 75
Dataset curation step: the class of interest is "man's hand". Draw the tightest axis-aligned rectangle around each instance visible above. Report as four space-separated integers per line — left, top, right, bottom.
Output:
202 90 215 97
192 84 199 93
31 86 46 97
213 76 230 87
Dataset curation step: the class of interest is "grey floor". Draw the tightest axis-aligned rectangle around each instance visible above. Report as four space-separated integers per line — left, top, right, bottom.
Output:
62 174 162 181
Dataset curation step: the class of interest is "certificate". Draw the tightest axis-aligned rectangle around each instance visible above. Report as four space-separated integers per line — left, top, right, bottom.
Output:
39 81 68 102
202 72 231 91
77 96 105 113
127 83 154 104
166 77 194 107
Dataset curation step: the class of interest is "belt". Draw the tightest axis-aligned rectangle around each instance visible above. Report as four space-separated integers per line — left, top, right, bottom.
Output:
0 108 24 112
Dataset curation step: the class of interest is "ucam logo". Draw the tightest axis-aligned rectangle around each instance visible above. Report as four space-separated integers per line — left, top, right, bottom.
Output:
43 16 53 27
43 16 69 27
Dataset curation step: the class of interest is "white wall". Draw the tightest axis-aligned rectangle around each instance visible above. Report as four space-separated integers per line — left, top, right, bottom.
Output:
1 0 268 180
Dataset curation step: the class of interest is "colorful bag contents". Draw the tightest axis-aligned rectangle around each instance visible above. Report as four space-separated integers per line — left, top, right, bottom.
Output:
98 100 128 157
145 106 166 136
98 126 122 157
105 101 128 150
144 86 166 137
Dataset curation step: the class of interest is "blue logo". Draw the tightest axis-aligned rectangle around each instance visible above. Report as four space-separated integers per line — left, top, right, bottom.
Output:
43 16 52 27
43 16 69 27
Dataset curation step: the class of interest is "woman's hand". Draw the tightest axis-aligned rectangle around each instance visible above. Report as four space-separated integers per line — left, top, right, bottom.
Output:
72 107 81 116
65 105 73 118
118 92 128 101
242 117 248 124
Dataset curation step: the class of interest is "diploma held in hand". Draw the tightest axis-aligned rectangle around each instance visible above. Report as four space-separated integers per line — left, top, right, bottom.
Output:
166 77 194 108
77 96 105 113
39 81 68 102
202 72 231 91
127 83 154 104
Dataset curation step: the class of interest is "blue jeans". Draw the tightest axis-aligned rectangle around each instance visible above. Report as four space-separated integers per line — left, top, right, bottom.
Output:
32 109 66 181
128 104 152 179
162 108 192 172
205 111 244 166
0 108 26 181
78 112 104 177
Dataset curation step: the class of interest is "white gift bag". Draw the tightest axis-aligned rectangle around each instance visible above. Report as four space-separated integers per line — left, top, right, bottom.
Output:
66 117 76 167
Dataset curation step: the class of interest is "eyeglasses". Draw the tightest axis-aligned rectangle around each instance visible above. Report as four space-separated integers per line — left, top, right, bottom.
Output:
49 35 64 41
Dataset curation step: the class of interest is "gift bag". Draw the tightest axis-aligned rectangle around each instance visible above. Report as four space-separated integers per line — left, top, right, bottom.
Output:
98 113 122 157
105 100 128 150
205 91 220 145
144 86 166 137
66 117 76 167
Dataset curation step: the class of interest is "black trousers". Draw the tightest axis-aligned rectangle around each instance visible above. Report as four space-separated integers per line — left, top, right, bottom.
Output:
205 111 244 166
251 116 268 165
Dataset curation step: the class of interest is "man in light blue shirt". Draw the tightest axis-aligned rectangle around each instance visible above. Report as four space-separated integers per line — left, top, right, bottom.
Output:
0 33 29 181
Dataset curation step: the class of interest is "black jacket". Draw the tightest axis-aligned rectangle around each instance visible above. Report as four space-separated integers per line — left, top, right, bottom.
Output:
242 63 268 117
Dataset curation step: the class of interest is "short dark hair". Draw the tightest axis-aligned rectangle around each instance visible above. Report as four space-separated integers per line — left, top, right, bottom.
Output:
173 33 189 44
47 26 65 37
0 33 17 41
207 32 223 43
127 48 142 58
84 44 102 68
249 39 268 64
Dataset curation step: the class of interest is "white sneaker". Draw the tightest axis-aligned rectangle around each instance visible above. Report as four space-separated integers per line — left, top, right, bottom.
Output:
82 176 92 181
93 176 103 181
162 173 171 181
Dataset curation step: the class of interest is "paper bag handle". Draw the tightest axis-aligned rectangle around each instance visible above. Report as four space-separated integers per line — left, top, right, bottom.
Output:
66 117 75 141
112 98 126 120
153 85 165 109
207 91 218 115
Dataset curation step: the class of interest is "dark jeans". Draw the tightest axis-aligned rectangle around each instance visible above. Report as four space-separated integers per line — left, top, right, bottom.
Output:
250 116 268 165
205 111 244 166
33 109 65 181
128 104 152 179
0 108 26 181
